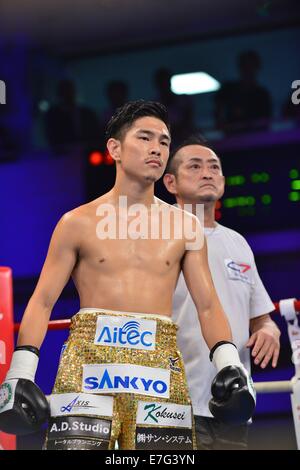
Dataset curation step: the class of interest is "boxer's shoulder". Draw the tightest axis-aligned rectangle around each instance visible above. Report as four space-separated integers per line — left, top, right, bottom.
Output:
61 207 88 226
57 204 95 240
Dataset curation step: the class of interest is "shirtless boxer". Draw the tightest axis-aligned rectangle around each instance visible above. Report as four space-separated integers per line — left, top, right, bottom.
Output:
0 101 255 450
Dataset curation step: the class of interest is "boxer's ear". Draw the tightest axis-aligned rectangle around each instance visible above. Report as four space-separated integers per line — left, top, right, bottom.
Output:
107 138 121 162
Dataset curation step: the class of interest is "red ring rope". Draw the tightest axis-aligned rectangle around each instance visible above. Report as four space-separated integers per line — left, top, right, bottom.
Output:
13 299 300 332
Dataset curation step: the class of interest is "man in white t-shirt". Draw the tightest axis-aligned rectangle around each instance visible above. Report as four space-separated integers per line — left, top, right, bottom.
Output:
163 136 280 450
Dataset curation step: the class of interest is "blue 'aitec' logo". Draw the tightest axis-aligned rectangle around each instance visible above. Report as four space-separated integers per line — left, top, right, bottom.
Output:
96 320 153 347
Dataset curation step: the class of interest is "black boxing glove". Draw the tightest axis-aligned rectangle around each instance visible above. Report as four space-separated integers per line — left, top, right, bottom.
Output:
0 346 50 435
208 341 256 425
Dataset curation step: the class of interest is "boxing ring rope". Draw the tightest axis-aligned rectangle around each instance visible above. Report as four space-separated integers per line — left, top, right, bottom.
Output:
1 262 300 449
274 300 300 313
12 300 300 334
255 380 293 394
14 319 71 332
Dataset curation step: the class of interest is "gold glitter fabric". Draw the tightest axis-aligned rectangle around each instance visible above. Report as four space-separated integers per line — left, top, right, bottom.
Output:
45 309 196 450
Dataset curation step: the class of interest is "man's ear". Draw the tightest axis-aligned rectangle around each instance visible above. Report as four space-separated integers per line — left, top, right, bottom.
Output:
219 174 225 198
163 173 177 195
107 138 121 162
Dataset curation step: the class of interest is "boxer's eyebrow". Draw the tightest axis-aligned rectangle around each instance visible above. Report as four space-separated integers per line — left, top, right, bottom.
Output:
137 129 171 142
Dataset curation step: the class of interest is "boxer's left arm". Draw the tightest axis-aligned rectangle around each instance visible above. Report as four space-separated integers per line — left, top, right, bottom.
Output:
181 216 232 348
247 314 280 368
182 215 255 424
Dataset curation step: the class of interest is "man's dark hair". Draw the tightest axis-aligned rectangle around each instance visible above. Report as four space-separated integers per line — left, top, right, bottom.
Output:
165 134 220 176
105 100 170 141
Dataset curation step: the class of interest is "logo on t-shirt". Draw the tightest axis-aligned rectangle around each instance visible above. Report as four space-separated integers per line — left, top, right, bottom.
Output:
225 259 253 284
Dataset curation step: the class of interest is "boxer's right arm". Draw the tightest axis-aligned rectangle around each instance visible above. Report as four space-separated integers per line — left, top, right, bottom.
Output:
0 212 81 434
17 211 81 348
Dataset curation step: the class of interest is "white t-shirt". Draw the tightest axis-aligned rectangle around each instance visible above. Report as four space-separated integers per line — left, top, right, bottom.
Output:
172 223 274 417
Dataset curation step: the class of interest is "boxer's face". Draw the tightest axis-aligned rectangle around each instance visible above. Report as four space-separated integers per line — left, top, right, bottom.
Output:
108 116 171 183
165 145 225 203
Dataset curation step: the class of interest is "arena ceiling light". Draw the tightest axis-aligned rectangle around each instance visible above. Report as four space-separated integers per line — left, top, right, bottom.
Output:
171 72 220 95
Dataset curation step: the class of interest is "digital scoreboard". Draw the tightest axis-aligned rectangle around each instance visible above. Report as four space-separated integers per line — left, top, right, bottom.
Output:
214 138 300 233
86 129 300 234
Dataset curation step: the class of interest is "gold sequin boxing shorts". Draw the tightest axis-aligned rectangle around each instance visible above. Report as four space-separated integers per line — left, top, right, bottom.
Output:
45 308 196 450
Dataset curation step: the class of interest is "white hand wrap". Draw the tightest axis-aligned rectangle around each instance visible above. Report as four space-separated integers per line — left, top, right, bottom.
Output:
212 343 243 372
6 350 39 382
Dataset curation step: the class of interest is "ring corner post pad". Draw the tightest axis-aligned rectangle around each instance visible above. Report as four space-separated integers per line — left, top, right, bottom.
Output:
290 377 300 450
279 298 297 322
0 266 17 450
279 297 300 450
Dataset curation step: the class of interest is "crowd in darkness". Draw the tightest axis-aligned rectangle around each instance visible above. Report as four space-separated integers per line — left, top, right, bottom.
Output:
0 49 300 160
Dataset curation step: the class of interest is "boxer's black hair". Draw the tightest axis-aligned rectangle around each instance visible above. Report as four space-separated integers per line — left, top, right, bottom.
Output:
105 100 170 141
165 134 221 176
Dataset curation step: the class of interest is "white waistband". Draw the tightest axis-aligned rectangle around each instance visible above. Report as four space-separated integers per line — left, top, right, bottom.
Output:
77 307 173 323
